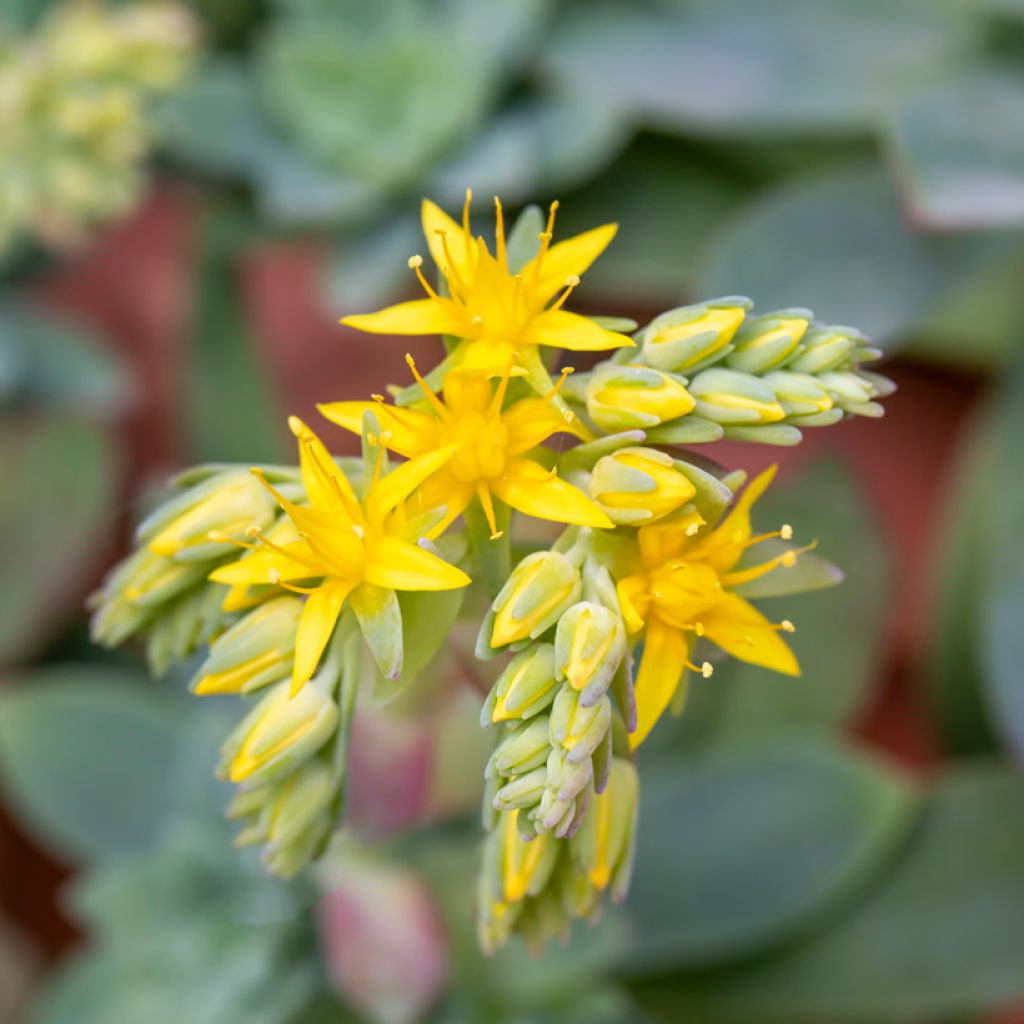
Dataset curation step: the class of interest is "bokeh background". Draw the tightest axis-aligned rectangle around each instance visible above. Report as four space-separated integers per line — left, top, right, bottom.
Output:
2 1 1024 1021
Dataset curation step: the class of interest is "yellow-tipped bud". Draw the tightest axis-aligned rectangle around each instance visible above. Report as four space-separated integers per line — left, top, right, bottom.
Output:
555 602 626 702
726 308 811 374
585 364 695 431
762 371 834 417
688 368 786 425
490 552 582 648
483 645 560 724
570 758 638 898
588 446 697 525
220 681 338 786
641 297 751 372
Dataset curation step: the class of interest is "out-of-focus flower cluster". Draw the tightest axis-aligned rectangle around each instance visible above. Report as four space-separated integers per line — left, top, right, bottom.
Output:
0 1 196 255
91 192 893 952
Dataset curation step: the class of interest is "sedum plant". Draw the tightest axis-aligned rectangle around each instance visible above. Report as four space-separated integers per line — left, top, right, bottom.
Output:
91 192 893 952
0 0 197 256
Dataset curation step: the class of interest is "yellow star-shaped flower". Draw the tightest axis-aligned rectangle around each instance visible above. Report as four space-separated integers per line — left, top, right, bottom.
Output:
617 466 807 747
210 417 470 694
320 358 614 540
340 192 633 392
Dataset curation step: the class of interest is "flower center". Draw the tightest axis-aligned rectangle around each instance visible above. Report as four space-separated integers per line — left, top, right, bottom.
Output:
448 411 509 482
649 559 724 628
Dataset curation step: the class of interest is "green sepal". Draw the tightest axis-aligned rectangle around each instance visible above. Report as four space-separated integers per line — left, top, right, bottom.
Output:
560 429 647 473
645 416 724 445
723 423 804 445
350 582 403 681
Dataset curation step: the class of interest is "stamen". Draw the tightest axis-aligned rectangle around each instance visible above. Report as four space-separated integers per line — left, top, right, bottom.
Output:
782 551 797 567
351 525 365 539
462 188 473 236
256 534 321 573
244 524 262 539
371 393 385 403
207 529 252 551
494 196 506 268
489 362 516 417
685 522 701 536
549 274 581 312
476 482 503 540
435 230 468 300
407 254 443 303
405 354 452 423
543 365 575 403
686 658 714 678
781 523 793 540
781 619 795 633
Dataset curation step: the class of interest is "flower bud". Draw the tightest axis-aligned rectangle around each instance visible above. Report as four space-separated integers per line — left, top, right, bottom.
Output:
496 811 560 903
492 767 548 811
761 371 834 417
585 364 694 432
489 717 552 778
641 297 751 372
137 469 278 561
688 368 786 425
571 759 638 899
192 595 302 695
555 602 626 704
787 326 861 374
819 370 881 413
482 644 559 724
588 446 697 525
725 309 811 374
490 552 582 648
221 681 339 786
550 687 612 764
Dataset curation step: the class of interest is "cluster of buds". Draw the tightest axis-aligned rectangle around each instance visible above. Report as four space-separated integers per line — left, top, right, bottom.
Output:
0 2 197 255
564 297 895 447
88 194 894 954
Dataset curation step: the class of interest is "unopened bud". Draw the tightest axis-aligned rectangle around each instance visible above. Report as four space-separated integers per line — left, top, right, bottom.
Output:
585 364 694 431
192 595 302 695
489 717 552 778
497 811 560 903
550 686 612 764
493 767 548 811
220 681 338 786
787 326 862 375
726 309 811 374
490 552 581 648
589 446 697 525
571 759 638 898
688 368 786 425
641 297 751 372
761 371 834 417
555 602 626 705
482 644 560 724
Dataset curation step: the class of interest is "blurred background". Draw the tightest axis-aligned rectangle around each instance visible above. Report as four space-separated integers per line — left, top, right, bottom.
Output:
2 0 1024 1021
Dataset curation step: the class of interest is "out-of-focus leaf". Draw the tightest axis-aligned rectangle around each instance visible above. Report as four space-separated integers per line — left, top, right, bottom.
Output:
0 304 132 413
690 459 890 735
733 542 843 600
0 417 117 663
326 213 421 313
633 767 1024 1023
699 167 1006 348
0 666 183 861
428 93 630 207
627 735 916 972
979 367 1024 758
558 138 746 302
926 389 1004 753
544 0 979 137
888 70 1024 229
188 203 285 463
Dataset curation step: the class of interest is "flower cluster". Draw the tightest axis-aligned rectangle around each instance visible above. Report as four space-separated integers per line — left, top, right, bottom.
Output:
0 2 197 255
91 193 893 949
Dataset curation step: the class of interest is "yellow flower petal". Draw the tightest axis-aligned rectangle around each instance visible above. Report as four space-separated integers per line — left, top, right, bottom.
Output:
318 401 438 459
520 223 618 302
408 470 475 538
688 465 778 572
209 541 318 586
364 536 471 591
528 309 633 352
491 458 614 529
502 397 589 455
291 580 354 693
289 417 360 518
422 198 473 282
630 618 687 748
341 298 467 337
367 445 458 522
702 594 800 677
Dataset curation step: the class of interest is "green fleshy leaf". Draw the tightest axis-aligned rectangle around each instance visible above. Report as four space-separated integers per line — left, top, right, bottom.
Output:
350 583 403 682
633 767 1024 1022
626 734 917 971
0 666 184 861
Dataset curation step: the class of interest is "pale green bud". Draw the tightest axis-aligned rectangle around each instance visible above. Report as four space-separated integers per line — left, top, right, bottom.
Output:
488 810 561 905
555 603 625 706
585 364 694 432
726 308 811 374
761 370 835 417
192 596 302 696
588 446 697 525
688 368 786 425
550 687 612 764
859 369 897 399
641 297 751 372
819 371 885 416
145 579 230 675
555 857 601 921
482 644 559 725
492 767 548 811
787 326 861 374
490 552 581 648
137 469 278 562
489 717 552 778
571 759 638 899
220 681 338 786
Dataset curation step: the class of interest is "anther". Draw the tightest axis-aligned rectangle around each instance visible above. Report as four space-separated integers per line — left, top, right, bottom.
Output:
268 569 282 584
781 523 793 540
287 415 304 436
694 622 704 637
701 662 713 679
351 525 365 539
245 524 262 539
782 551 797 567
371 393 385 403
781 619 795 633
685 523 700 536
407 254 424 269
